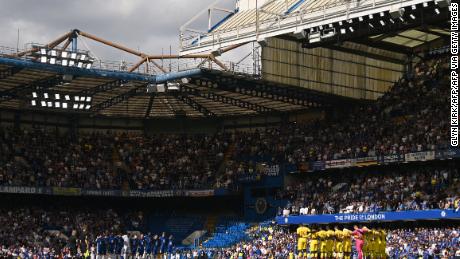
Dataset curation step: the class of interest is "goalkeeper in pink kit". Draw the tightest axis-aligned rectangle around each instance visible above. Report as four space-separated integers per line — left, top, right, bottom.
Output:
352 225 369 259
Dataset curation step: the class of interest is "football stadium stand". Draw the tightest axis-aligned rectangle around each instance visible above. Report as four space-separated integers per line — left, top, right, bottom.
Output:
0 0 458 257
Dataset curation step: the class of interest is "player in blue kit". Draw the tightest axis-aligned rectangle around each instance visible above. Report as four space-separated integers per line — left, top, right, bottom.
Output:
130 235 138 258
167 235 174 254
152 234 159 256
137 234 145 258
96 235 106 259
115 234 123 259
144 233 152 258
107 233 115 258
159 232 166 255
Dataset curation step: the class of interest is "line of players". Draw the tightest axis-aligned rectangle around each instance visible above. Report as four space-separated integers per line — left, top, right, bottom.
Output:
93 232 174 259
296 225 386 259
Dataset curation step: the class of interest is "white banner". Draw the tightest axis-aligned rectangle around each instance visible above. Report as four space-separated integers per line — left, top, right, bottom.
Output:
405 151 435 162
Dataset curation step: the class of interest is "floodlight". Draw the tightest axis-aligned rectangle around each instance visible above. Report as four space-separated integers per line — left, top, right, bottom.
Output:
32 92 38 98
369 23 375 28
50 58 56 65
80 54 87 60
73 104 79 109
410 14 416 19
359 17 363 22
389 18 395 23
31 100 37 106
380 12 385 17
423 2 428 7
62 60 69 66
43 93 49 99
61 51 68 58
70 53 77 59
349 27 354 32
69 60 75 66
74 96 80 101
340 28 346 34
40 56 47 63
77 62 84 68
79 104 85 109
62 103 68 109
85 105 91 110
65 95 70 101
411 5 416 10
50 50 57 57
369 14 374 19
55 102 61 108
435 8 440 14
85 63 92 69
55 94 60 100
380 20 386 26
41 101 46 107
86 97 92 102
40 48 47 55
47 101 53 107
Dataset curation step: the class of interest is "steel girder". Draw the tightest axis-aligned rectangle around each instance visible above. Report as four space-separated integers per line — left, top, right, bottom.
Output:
181 84 274 113
192 76 327 108
175 91 215 117
91 85 147 112
0 75 62 102
0 67 22 80
81 79 128 96
144 94 156 118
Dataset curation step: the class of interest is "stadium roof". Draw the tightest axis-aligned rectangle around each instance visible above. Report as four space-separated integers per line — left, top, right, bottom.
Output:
0 57 358 118
0 0 451 119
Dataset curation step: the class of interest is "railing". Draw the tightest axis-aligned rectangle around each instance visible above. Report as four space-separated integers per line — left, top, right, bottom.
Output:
180 0 419 51
0 45 260 77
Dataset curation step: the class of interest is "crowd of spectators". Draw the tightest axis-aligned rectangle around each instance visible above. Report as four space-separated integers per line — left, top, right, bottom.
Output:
0 206 174 258
2 206 459 259
230 54 450 166
0 129 115 189
0 129 232 190
114 133 229 190
0 52 452 192
386 228 460 258
280 166 460 216
175 224 296 259
181 225 460 259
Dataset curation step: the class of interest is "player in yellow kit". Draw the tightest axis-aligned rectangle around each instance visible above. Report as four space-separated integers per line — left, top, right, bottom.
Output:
334 227 344 258
342 228 352 259
363 229 370 258
377 229 387 258
325 226 335 258
296 225 310 257
309 229 319 258
368 230 378 258
316 228 327 258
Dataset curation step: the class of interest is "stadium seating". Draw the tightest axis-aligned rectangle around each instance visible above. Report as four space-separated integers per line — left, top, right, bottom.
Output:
202 222 250 248
0 48 458 258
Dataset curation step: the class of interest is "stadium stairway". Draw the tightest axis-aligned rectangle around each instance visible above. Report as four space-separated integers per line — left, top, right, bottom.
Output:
111 148 131 191
165 216 205 242
204 214 218 234
216 142 236 175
